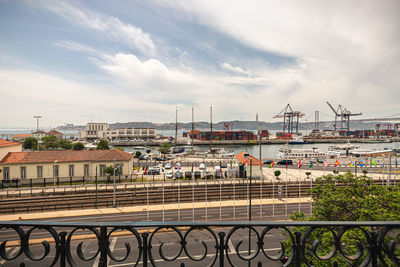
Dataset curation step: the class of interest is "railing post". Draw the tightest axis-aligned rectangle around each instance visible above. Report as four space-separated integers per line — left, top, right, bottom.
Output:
370 231 378 267
218 231 225 267
98 227 108 267
294 231 302 267
59 231 67 267
142 232 149 267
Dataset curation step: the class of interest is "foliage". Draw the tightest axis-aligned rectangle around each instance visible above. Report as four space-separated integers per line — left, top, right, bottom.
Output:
23 137 38 150
158 143 172 155
135 151 142 157
96 139 110 150
104 164 122 183
274 170 281 178
72 142 85 150
283 172 400 266
362 169 368 177
305 171 311 178
41 135 58 149
58 139 72 150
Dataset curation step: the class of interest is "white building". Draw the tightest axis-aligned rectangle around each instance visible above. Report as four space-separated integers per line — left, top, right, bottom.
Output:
79 123 156 141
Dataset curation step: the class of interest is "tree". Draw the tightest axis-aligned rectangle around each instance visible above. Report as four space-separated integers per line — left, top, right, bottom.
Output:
158 143 171 156
104 165 122 183
283 172 400 265
23 137 38 150
58 139 72 150
135 151 142 157
73 142 85 150
362 169 368 177
274 170 281 180
41 135 58 150
305 171 311 179
96 139 110 150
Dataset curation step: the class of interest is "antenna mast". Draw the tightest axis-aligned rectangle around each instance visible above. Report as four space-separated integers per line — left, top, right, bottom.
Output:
175 106 178 147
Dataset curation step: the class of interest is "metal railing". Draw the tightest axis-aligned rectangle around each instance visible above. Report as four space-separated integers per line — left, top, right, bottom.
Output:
0 221 399 266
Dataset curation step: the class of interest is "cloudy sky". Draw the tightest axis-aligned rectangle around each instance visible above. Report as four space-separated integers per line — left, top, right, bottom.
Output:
1 0 399 128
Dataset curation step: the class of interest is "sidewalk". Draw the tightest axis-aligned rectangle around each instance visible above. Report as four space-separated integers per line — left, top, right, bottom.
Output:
0 197 311 221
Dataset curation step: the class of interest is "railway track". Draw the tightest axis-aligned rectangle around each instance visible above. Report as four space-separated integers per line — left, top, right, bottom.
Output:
0 179 393 214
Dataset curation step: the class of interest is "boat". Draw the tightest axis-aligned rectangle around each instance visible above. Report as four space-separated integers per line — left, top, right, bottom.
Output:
289 135 305 144
172 147 185 154
350 148 395 157
134 146 146 150
326 141 359 157
277 145 326 159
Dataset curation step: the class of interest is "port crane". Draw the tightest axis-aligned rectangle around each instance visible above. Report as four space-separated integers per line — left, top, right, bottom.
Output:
326 102 362 131
273 104 305 134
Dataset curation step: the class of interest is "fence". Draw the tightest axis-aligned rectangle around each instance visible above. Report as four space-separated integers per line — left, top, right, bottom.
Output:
0 221 399 266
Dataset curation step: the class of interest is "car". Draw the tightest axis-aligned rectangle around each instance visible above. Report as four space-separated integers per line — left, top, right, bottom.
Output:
199 163 206 170
175 163 181 170
166 170 174 179
165 163 172 169
146 168 160 175
175 171 183 179
194 171 201 179
264 160 273 165
185 171 192 179
155 157 165 161
277 159 293 165
139 155 148 160
204 170 213 179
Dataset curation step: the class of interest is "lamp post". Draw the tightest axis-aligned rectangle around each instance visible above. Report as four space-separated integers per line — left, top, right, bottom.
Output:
243 153 252 266
34 116 42 151
113 159 121 208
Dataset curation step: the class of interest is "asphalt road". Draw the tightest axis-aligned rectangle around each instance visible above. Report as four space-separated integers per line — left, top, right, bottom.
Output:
1 203 310 266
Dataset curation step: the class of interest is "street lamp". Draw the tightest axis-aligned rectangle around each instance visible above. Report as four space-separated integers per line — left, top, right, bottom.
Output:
34 116 42 151
53 160 58 193
243 153 252 267
113 159 121 208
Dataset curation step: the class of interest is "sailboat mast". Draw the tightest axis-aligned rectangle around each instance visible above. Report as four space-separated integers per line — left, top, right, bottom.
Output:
210 105 213 154
175 106 178 147
191 106 194 151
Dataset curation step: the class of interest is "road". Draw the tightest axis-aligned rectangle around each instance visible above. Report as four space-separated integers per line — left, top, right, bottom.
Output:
0 203 310 266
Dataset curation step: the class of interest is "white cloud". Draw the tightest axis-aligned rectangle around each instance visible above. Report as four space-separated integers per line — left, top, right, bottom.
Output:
34 0 156 55
221 62 250 76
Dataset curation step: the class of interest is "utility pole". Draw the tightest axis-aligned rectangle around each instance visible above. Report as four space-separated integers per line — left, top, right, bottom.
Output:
210 105 213 154
175 106 178 147
191 106 194 151
33 115 42 151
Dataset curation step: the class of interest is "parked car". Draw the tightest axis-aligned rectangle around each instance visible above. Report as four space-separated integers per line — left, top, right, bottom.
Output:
185 171 192 179
139 155 148 160
199 163 206 170
277 159 293 165
146 168 160 175
194 171 201 179
175 171 183 179
264 160 273 165
166 170 174 179
165 163 172 169
204 170 213 179
175 163 181 170
155 157 165 161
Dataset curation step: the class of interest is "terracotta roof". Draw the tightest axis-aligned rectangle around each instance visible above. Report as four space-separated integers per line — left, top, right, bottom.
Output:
0 149 132 164
13 134 31 138
47 130 63 135
234 151 262 166
32 130 46 134
0 139 21 148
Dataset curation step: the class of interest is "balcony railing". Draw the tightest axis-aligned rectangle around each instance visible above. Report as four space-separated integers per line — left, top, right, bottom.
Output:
0 221 399 266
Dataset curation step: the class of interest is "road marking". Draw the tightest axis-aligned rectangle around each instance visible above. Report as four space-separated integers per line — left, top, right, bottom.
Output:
0 247 17 265
107 237 117 266
228 239 235 253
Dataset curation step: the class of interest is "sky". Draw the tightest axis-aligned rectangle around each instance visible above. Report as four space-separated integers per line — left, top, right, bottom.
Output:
0 0 399 129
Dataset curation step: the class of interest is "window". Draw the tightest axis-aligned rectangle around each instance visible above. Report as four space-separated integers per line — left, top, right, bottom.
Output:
100 165 106 176
20 166 26 179
127 130 132 134
69 165 74 177
53 165 59 177
37 166 43 178
3 167 9 179
84 164 89 176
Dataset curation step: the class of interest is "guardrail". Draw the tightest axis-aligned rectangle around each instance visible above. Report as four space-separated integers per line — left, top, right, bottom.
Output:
0 221 399 266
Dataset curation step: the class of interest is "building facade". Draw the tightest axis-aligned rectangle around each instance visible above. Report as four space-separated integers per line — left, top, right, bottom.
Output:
0 149 133 180
0 139 23 161
79 123 156 141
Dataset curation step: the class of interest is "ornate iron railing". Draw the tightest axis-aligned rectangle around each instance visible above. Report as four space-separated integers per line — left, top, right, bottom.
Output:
0 221 399 266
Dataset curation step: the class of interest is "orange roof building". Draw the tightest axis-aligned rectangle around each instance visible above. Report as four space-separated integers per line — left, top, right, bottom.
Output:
0 148 133 180
234 151 263 178
0 139 23 162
